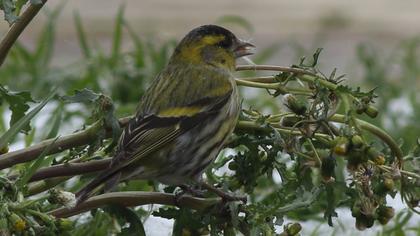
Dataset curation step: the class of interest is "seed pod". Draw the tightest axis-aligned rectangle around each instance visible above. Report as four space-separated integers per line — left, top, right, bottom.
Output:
9 213 26 232
351 135 364 148
364 105 378 118
366 147 385 165
383 178 395 191
376 205 395 225
285 223 302 235
0 144 8 154
333 136 349 156
57 218 74 231
283 94 307 115
355 213 375 230
228 162 237 171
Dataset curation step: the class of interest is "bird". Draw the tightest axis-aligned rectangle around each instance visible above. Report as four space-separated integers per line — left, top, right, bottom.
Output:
76 25 255 202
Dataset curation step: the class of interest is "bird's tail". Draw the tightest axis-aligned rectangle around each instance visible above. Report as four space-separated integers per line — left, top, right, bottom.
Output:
75 167 121 204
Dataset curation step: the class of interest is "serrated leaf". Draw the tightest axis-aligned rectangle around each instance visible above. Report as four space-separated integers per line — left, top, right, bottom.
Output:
0 0 18 24
62 89 100 104
0 86 35 133
105 205 145 236
0 91 55 151
17 137 58 189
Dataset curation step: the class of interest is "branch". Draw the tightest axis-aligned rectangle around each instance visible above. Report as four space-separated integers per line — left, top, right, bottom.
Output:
0 1 47 67
28 159 110 182
49 191 222 218
0 117 131 170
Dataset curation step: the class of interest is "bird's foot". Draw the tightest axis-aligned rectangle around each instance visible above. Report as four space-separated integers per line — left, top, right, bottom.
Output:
174 184 206 207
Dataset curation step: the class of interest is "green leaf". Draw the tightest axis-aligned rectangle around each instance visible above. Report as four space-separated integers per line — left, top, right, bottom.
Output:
125 21 145 68
17 137 58 189
14 0 29 16
0 85 35 133
34 2 64 67
73 11 91 58
105 205 145 236
44 104 62 139
61 89 100 104
0 90 55 152
110 4 125 66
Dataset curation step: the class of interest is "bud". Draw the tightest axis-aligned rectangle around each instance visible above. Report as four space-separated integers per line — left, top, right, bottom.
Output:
9 213 26 232
0 144 8 154
376 205 395 225
333 137 349 156
351 135 364 148
283 94 307 115
48 189 76 208
383 178 395 191
228 161 237 171
355 213 374 230
364 105 378 118
56 218 74 231
285 222 302 235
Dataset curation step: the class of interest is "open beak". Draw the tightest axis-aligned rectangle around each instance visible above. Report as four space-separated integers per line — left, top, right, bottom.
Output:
233 39 255 58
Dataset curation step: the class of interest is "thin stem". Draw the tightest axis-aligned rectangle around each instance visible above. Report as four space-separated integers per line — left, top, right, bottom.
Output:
236 65 338 91
0 1 47 67
307 138 322 166
236 120 331 139
26 176 72 196
49 191 221 218
236 65 316 76
368 160 420 180
28 159 110 182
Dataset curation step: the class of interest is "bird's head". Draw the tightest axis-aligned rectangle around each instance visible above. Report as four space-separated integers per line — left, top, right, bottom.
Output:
172 25 255 70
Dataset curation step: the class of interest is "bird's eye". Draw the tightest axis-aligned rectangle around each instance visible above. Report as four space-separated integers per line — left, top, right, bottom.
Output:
215 37 233 49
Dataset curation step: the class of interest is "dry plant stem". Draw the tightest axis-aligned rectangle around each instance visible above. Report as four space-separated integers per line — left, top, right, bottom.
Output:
0 117 131 170
27 176 72 196
0 121 102 170
0 1 47 67
49 191 221 218
28 159 110 182
23 120 332 184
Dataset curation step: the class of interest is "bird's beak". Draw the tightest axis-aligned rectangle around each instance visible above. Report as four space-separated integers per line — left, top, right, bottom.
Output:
233 39 255 58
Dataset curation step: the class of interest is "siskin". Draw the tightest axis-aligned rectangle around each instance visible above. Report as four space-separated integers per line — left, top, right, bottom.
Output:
76 25 255 202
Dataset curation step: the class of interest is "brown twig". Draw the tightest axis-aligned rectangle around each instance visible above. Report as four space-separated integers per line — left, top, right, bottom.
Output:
0 117 131 170
49 191 221 218
28 159 111 182
0 1 47 67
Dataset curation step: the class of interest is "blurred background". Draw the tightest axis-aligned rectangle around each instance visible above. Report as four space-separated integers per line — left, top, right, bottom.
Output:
1 0 419 235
